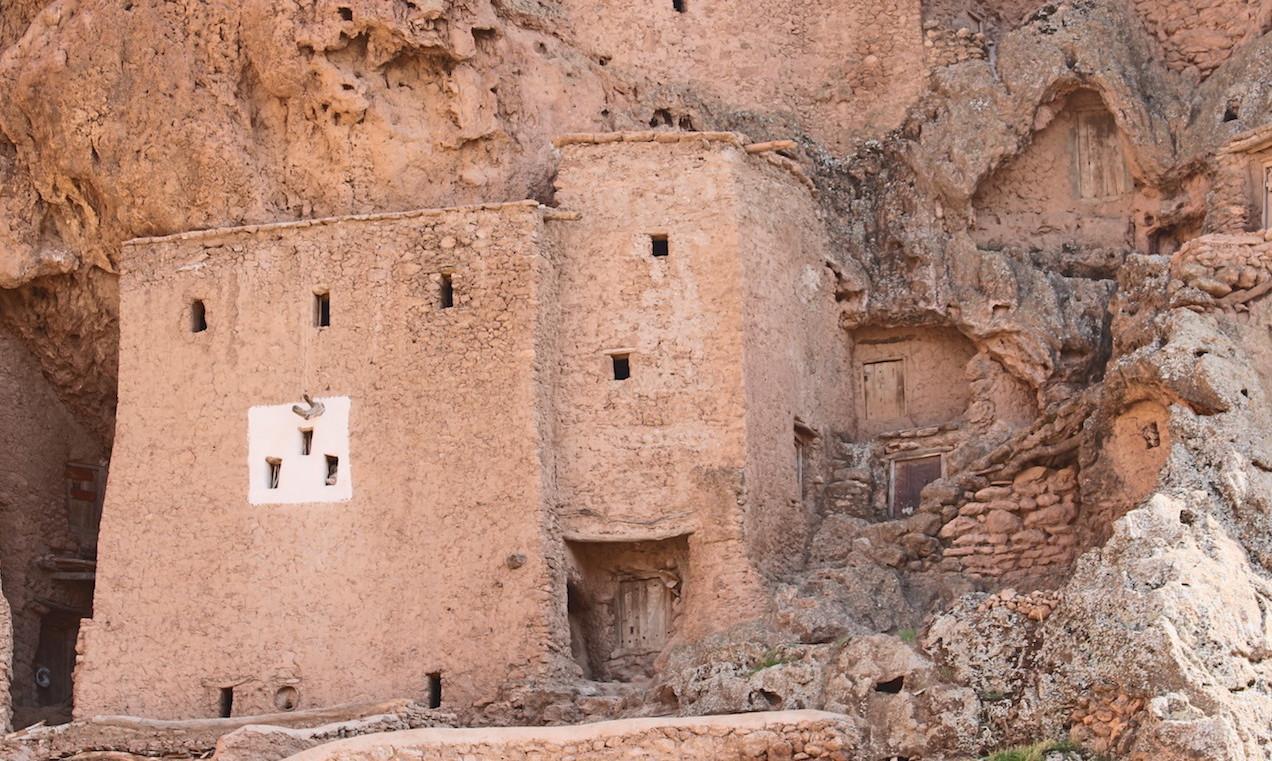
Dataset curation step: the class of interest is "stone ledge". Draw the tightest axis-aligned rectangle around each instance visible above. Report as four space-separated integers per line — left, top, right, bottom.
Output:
284 710 855 761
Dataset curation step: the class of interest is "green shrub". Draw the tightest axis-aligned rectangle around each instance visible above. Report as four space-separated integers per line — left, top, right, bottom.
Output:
983 739 1084 761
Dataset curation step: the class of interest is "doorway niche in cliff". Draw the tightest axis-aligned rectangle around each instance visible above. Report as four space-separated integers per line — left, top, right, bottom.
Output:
971 90 1136 252
851 326 975 440
564 536 688 682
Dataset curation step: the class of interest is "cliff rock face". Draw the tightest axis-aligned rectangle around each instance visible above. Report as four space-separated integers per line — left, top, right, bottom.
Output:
1 0 1270 757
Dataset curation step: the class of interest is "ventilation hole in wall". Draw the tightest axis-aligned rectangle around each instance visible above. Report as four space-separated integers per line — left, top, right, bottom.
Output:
649 108 673 127
611 354 631 381
337 6 353 21
1240 388 1249 398
1223 98 1241 122
650 235 670 257
673 0 686 11
266 458 282 489
678 114 695 130
1140 422 1161 449
598 55 611 66
191 300 208 333
1179 509 1195 526
472 27 497 48
874 676 905 694
314 291 331 327
218 687 234 718
325 455 339 485
439 273 455 309
427 673 442 709
274 686 299 711
300 428 313 455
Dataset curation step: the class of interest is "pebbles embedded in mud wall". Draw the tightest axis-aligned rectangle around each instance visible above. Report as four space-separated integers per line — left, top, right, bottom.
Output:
923 24 988 67
935 465 1080 582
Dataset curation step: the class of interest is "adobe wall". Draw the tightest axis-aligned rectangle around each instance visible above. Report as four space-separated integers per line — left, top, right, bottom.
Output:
285 710 858 761
555 0 926 152
0 330 101 726
549 137 760 648
1 576 9 731
549 135 845 648
76 203 565 720
735 154 854 577
972 91 1137 252
849 326 976 440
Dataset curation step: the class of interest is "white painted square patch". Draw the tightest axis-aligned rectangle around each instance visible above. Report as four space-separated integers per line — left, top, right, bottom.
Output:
248 396 352 505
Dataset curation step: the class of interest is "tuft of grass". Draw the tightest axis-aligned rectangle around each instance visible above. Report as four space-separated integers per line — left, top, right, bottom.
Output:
748 647 795 675
983 739 1084 761
896 627 918 644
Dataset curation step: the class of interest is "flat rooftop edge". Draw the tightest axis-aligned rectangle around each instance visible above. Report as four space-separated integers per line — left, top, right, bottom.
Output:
121 200 572 249
285 710 851 760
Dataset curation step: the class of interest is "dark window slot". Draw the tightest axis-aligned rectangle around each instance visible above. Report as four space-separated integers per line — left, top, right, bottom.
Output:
325 455 339 485
315 292 331 327
427 673 442 708
191 300 208 333
439 273 455 309
300 429 313 455
266 458 282 489
651 235 670 257
218 687 234 718
611 354 631 381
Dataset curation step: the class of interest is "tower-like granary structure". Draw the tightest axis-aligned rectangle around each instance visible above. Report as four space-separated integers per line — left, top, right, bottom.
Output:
75 135 852 719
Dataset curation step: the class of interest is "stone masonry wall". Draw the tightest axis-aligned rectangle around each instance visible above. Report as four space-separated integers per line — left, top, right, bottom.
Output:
1131 0 1268 79
935 465 1080 583
285 710 859 761
1170 231 1272 310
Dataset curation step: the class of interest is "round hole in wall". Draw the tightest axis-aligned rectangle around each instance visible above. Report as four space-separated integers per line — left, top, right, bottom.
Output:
274 685 300 711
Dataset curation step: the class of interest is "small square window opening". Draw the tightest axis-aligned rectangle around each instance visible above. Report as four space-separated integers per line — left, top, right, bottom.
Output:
650 235 670 257
325 455 340 486
611 354 631 381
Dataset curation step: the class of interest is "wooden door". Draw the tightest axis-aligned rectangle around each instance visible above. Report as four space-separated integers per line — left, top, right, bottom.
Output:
1076 110 1129 199
615 578 670 654
892 455 943 517
863 359 906 421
